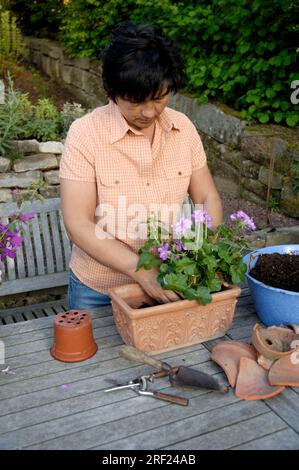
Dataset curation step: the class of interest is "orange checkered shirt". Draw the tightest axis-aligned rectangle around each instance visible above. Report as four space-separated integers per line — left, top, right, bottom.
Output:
59 100 207 294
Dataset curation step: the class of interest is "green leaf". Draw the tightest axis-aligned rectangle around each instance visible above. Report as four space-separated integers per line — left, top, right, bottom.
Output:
257 112 270 124
206 277 222 292
286 114 299 127
159 263 170 274
265 88 276 99
162 272 188 292
229 265 246 284
239 43 250 54
136 251 161 271
274 112 283 123
196 286 212 305
174 258 197 275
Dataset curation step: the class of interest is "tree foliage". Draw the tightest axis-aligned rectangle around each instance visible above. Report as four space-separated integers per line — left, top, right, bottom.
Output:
10 0 299 126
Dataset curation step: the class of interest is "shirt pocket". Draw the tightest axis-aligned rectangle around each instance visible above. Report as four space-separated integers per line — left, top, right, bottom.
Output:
98 173 122 187
161 161 192 204
96 173 124 203
97 172 139 208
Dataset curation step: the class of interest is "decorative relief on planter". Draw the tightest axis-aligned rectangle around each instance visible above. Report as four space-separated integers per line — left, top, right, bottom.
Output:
109 283 241 354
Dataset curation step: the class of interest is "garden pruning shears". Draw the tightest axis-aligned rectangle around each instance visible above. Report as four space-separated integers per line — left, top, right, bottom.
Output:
104 371 189 406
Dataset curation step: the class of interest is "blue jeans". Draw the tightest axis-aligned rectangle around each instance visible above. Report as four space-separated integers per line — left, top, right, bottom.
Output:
67 269 111 310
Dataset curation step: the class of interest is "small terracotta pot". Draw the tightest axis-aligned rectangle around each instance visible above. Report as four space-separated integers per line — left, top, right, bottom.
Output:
51 310 98 362
109 283 241 354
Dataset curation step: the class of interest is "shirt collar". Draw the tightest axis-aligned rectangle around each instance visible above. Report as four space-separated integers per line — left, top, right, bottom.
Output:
108 100 180 144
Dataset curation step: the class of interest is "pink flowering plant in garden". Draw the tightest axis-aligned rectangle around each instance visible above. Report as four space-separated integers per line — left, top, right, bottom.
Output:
0 183 45 282
0 211 36 282
136 209 256 305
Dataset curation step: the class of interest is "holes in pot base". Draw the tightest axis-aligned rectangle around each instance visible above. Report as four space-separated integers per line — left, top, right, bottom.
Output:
56 311 88 326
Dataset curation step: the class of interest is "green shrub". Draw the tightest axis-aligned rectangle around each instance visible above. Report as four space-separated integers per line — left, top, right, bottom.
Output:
0 9 27 63
60 0 298 127
0 77 88 155
60 102 89 138
59 0 136 58
8 0 65 39
19 98 62 141
0 75 27 156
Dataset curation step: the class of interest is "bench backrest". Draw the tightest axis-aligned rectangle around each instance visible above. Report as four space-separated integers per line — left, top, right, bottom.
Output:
0 194 195 297
0 198 72 296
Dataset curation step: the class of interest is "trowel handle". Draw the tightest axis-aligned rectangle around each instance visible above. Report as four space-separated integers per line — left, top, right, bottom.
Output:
119 345 171 371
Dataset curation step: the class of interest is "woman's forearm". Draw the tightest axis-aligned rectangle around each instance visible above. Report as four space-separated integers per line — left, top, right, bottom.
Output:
67 220 139 276
204 192 223 228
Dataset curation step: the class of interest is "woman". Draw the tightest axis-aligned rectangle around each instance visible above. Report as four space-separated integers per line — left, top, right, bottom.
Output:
59 21 222 309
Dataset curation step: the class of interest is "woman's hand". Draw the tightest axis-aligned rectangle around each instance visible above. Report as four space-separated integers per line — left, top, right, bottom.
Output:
129 266 181 304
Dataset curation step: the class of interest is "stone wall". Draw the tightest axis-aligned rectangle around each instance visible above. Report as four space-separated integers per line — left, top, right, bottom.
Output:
11 38 299 218
25 36 106 108
0 140 62 202
169 95 299 218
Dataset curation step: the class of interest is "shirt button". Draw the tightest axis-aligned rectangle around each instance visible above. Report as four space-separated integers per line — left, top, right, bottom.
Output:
178 171 182 175
146 182 151 186
115 180 120 184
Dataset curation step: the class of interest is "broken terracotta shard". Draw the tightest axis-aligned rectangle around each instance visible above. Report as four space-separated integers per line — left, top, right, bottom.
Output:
251 323 297 361
257 354 275 371
235 357 285 400
211 340 257 387
268 353 299 387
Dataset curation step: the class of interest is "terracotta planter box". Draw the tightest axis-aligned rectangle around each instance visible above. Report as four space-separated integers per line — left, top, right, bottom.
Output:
109 283 241 354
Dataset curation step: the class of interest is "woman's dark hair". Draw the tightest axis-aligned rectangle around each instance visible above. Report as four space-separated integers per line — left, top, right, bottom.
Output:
101 21 184 103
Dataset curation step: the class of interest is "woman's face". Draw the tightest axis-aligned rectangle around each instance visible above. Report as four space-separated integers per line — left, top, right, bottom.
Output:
115 86 170 131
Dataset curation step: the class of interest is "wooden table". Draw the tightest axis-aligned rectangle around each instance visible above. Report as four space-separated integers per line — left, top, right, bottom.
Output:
0 291 299 450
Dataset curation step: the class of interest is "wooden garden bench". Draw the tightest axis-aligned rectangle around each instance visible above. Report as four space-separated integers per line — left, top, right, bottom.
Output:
0 197 72 324
0 194 197 324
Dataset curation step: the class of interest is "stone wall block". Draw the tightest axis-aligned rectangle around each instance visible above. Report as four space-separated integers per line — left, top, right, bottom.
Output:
41 54 51 77
48 44 62 60
13 154 57 172
241 177 267 200
280 177 299 217
258 167 282 189
63 55 90 70
40 185 60 198
241 132 288 167
49 57 61 80
44 170 59 185
241 160 260 179
0 171 42 188
240 188 267 206
0 189 13 202
70 67 84 89
13 140 40 154
32 50 42 68
210 157 240 182
0 157 11 173
81 70 102 97
61 64 73 84
39 142 64 154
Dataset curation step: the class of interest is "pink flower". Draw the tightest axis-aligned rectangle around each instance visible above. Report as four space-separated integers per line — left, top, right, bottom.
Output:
158 242 172 260
17 211 36 223
230 210 256 231
173 217 192 236
192 209 213 228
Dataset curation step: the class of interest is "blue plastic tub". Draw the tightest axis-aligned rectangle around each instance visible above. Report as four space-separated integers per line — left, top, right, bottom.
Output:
243 244 299 326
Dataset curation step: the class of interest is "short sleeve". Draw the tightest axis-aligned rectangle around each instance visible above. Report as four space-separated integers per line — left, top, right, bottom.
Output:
190 123 207 171
59 118 96 182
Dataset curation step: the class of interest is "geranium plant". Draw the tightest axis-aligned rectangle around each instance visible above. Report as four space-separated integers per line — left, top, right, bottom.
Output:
0 184 44 283
0 211 36 283
136 209 256 305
